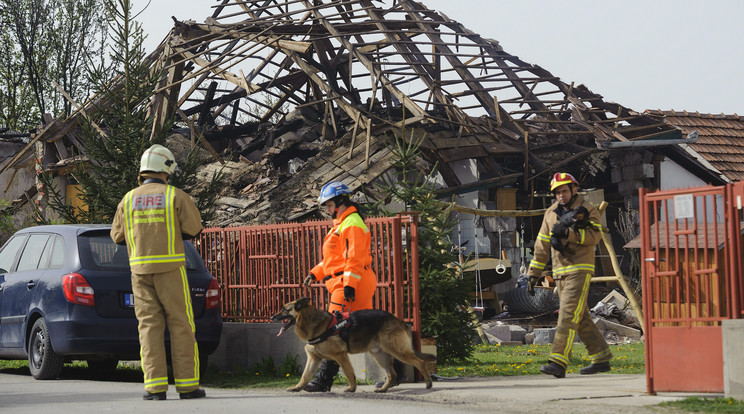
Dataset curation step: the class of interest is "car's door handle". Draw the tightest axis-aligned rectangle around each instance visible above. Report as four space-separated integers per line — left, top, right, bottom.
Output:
27 281 36 290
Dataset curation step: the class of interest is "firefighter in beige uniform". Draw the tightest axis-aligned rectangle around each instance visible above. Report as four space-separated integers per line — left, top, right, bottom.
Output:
111 145 206 400
527 172 612 378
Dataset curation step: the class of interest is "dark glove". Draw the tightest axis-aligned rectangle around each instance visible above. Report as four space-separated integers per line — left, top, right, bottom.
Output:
552 220 569 239
527 276 541 296
343 286 356 302
550 234 565 253
302 273 315 288
551 218 570 253
572 206 590 229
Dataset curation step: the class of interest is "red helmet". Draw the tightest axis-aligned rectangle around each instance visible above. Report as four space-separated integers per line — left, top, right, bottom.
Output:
550 172 579 192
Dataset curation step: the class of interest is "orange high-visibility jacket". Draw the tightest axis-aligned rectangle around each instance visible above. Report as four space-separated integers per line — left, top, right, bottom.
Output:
309 206 376 306
111 181 203 274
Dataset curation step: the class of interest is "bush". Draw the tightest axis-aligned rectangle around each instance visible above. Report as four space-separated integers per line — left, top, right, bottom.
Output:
366 130 478 364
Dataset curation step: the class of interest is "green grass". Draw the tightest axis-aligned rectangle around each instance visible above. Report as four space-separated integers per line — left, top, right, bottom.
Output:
436 342 646 377
659 397 744 413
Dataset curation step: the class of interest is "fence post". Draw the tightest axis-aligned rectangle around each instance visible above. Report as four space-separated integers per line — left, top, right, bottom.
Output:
392 215 404 319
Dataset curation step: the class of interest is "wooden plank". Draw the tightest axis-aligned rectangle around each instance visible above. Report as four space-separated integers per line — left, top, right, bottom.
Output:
365 118 372 169
439 146 488 163
348 112 362 160
428 136 481 149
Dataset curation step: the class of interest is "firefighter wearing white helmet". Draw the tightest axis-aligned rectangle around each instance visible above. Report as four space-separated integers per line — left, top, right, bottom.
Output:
526 172 612 379
111 144 206 400
139 144 178 175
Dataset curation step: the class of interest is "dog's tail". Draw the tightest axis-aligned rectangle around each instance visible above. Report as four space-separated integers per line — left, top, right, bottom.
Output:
416 352 436 362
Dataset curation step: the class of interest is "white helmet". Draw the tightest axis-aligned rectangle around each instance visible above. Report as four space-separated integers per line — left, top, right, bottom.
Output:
139 144 177 175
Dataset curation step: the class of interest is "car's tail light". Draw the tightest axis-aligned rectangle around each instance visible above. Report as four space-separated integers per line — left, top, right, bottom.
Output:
206 277 220 309
62 273 95 306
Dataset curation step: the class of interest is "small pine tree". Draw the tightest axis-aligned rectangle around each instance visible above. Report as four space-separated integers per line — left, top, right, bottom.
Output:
39 0 224 224
367 129 477 364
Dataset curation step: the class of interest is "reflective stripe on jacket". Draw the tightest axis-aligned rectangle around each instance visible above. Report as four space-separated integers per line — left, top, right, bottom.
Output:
309 206 374 291
111 181 203 274
527 194 601 278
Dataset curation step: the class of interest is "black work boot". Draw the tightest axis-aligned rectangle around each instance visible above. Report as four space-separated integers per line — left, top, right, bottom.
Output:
179 388 206 399
142 391 166 401
375 359 407 388
539 361 566 378
304 360 339 392
580 361 611 375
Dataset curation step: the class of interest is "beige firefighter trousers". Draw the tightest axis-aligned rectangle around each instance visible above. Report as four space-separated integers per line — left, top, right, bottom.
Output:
131 266 200 393
548 271 612 368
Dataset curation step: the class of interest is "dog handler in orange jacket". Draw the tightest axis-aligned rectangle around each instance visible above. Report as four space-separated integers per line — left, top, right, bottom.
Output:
527 172 612 378
301 181 377 391
111 144 206 401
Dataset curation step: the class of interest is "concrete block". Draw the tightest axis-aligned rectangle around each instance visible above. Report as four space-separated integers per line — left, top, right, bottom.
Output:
593 318 642 339
482 323 511 342
509 325 527 343
642 163 654 178
723 319 744 399
210 322 307 372
485 333 501 344
533 328 556 345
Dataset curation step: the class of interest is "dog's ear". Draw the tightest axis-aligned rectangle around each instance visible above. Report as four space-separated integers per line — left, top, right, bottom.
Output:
295 297 312 310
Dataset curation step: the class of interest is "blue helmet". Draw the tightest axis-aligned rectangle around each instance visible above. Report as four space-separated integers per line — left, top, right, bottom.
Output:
318 181 351 205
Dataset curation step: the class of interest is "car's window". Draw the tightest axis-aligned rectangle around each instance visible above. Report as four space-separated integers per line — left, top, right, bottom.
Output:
80 232 128 270
16 234 51 272
46 236 65 269
78 231 200 271
0 235 28 273
184 242 200 270
39 236 65 269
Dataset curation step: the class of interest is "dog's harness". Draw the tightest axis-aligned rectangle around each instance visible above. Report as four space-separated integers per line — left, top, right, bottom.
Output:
307 311 352 347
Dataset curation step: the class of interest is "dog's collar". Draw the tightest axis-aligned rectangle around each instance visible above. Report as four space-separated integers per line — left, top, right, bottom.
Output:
307 311 351 345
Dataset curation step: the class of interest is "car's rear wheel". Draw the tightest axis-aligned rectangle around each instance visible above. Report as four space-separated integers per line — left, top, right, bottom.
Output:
28 318 64 380
87 359 119 375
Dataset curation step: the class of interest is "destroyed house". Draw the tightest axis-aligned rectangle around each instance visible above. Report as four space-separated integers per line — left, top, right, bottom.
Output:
1 0 723 274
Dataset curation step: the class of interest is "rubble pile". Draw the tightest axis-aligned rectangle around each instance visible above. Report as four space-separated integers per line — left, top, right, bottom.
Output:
480 289 643 346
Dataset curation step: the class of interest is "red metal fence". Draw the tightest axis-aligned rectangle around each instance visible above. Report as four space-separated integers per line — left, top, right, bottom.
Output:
194 213 422 345
640 182 744 393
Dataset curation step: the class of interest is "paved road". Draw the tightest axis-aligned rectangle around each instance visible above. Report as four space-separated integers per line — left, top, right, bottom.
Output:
0 370 710 413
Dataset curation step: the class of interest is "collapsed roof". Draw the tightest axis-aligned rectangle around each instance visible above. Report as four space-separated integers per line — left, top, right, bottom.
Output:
3 0 694 226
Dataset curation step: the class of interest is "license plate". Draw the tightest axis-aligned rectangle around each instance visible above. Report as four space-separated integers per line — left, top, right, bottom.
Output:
124 293 135 307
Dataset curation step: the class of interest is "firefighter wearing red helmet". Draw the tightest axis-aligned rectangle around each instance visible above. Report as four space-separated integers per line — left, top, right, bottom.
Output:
300 181 378 392
111 144 206 400
527 172 612 378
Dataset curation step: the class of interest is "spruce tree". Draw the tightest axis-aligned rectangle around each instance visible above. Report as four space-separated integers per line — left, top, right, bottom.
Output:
368 130 477 364
40 0 223 224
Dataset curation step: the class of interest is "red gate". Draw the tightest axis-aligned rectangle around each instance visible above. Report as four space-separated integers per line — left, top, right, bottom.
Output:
640 183 744 393
194 213 422 347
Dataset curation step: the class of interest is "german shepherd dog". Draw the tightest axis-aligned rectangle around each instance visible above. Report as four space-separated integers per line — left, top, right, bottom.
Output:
270 297 436 393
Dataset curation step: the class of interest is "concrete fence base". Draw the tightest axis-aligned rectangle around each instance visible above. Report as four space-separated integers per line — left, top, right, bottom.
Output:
208 322 415 383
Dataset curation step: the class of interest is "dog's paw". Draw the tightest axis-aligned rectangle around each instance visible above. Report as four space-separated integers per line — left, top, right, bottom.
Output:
374 387 389 393
286 386 302 392
343 387 356 393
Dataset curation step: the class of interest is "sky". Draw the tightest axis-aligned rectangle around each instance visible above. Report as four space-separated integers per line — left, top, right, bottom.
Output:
134 0 744 115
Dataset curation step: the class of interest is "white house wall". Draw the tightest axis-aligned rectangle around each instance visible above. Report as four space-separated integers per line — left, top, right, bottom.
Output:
449 159 491 257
